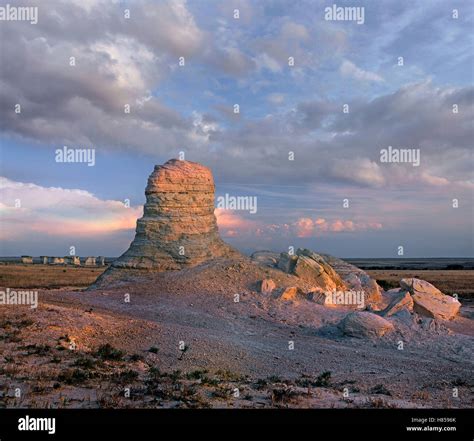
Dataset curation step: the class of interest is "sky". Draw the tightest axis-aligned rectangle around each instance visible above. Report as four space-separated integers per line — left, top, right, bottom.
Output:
0 0 473 258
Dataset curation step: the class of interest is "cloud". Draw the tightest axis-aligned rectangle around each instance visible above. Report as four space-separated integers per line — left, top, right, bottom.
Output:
215 208 258 237
293 217 382 237
206 47 256 76
267 93 285 105
329 158 386 188
340 60 383 82
215 208 382 241
0 177 142 240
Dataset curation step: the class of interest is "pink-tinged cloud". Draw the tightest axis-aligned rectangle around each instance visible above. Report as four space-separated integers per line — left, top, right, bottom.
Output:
215 208 259 237
215 208 382 240
293 217 382 237
0 177 142 240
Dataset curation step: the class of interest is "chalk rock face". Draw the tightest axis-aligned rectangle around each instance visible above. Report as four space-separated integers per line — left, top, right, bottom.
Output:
293 249 346 291
400 278 461 320
113 159 237 270
250 251 279 267
277 252 298 273
339 311 394 338
382 290 414 317
279 286 305 301
260 279 276 294
309 289 334 306
321 254 382 307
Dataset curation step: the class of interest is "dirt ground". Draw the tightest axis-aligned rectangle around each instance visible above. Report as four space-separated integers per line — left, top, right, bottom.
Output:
0 258 473 409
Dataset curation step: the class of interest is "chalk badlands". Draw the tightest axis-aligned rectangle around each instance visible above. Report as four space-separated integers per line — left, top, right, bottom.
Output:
112 159 238 270
100 158 460 325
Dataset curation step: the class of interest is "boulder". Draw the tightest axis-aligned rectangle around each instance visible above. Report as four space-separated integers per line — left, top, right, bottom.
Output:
279 287 305 301
339 311 394 338
321 254 382 307
277 252 298 273
309 289 334 306
84 256 96 266
293 250 345 290
260 279 276 294
382 291 413 317
112 159 239 270
400 278 461 320
250 251 279 267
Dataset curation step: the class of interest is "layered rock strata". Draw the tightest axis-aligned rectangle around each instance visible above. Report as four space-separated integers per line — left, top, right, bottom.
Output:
113 159 238 270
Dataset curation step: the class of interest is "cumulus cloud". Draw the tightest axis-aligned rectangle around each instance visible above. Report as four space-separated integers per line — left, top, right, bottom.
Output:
293 217 382 237
0 177 142 240
1 2 471 193
329 158 386 188
215 209 382 240
340 60 383 82
0 0 472 257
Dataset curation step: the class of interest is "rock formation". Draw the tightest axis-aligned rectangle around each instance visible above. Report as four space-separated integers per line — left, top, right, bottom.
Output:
381 290 414 317
112 159 238 270
279 286 305 301
400 278 461 320
321 254 382 307
260 278 276 294
293 249 346 290
339 311 394 338
84 257 96 266
250 249 383 309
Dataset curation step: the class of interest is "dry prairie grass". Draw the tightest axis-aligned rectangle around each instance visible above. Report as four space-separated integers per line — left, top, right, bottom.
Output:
367 269 474 298
0 264 106 289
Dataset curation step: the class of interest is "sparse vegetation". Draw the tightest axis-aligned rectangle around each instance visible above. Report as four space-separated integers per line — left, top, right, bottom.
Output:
0 264 105 289
370 384 391 396
271 386 299 405
58 368 90 385
95 344 124 361
23 344 51 356
72 356 96 369
315 371 332 387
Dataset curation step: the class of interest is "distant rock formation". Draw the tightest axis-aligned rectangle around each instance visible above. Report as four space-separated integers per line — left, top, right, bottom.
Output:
112 159 238 270
65 256 81 265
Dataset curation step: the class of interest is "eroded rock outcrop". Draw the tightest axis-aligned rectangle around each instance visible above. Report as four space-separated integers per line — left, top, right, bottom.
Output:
250 248 383 309
400 278 461 320
381 290 414 317
113 159 238 270
321 254 382 308
339 311 394 338
260 278 276 294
